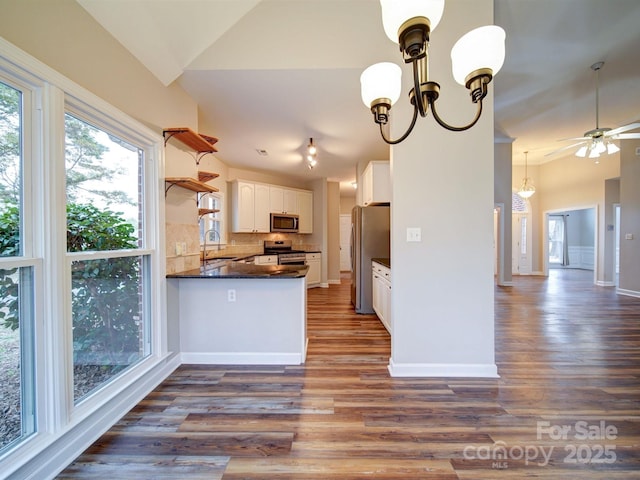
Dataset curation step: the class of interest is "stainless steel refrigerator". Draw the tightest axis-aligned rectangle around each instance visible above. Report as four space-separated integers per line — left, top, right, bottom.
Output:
351 205 390 313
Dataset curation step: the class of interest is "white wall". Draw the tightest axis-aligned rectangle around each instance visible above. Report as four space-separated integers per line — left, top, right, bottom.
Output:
619 139 640 295
389 0 497 377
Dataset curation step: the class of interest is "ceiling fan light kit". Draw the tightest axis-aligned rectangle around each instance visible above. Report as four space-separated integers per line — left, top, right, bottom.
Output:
360 0 506 145
547 61 640 161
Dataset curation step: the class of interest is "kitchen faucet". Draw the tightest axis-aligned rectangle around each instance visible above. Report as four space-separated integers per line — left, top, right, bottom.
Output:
202 228 220 265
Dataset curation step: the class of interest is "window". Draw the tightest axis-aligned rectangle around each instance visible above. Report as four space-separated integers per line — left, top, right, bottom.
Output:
64 113 151 403
199 192 225 246
0 80 36 452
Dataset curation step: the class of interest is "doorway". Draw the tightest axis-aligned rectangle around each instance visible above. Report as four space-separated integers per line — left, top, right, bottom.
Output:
545 207 596 272
339 214 352 271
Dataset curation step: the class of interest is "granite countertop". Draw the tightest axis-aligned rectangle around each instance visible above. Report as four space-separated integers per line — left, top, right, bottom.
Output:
372 258 390 268
167 261 309 279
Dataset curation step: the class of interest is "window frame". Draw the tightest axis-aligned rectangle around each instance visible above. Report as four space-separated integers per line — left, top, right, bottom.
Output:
0 38 168 476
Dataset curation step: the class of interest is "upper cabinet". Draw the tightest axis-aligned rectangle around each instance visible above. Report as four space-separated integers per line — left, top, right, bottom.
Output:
231 180 313 234
231 181 270 233
270 186 298 214
361 161 390 206
297 191 313 234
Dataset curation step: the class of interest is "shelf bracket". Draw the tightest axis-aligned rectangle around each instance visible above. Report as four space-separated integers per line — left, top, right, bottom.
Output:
162 130 180 147
195 151 213 165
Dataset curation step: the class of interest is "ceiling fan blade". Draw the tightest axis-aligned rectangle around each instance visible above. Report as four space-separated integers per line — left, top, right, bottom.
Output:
614 133 640 140
606 122 640 136
556 135 589 142
545 141 587 157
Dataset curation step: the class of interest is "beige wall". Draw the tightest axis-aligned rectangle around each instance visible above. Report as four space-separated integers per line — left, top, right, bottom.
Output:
532 152 619 281
340 195 356 214
327 182 341 283
494 141 513 284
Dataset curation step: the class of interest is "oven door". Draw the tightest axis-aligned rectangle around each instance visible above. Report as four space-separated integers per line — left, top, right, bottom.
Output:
278 255 306 266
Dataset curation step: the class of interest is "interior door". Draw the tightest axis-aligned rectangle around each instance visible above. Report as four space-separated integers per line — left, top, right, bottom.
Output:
339 214 351 271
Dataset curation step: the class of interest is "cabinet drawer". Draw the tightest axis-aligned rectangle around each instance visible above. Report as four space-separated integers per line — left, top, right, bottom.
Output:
306 252 321 261
255 255 278 265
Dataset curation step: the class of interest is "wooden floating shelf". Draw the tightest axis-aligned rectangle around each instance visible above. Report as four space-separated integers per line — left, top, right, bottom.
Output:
198 171 220 183
165 177 219 194
198 208 220 216
163 127 218 153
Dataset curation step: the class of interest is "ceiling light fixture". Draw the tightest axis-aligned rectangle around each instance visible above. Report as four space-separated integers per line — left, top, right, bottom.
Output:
360 0 506 144
517 151 535 199
306 138 318 169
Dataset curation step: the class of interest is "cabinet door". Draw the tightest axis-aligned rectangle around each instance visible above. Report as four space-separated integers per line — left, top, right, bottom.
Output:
254 183 271 232
298 191 313 233
283 189 298 214
234 182 255 232
270 186 284 213
362 163 373 206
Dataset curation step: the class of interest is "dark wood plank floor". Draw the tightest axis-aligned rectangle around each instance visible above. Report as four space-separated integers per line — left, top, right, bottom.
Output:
58 269 640 479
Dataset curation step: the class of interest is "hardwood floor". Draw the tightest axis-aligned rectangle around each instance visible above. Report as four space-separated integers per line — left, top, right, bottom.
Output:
58 269 640 479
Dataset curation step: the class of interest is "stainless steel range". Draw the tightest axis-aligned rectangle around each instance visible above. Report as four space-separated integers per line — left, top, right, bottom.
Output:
263 240 306 265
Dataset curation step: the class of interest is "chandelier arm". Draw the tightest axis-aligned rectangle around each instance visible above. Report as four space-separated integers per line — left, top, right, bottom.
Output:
379 104 420 145
428 97 483 132
412 57 428 117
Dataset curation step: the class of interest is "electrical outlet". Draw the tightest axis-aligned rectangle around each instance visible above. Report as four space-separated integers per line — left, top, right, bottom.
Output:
227 289 236 302
175 242 182 256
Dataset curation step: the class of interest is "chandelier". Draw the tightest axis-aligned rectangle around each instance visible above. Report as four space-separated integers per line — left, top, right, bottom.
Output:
360 0 506 144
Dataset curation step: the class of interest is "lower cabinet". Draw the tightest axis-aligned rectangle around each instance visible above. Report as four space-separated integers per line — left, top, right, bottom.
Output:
306 252 321 288
254 255 278 265
372 261 391 333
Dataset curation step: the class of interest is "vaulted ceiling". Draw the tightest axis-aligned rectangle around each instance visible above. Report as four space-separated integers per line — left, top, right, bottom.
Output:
77 0 640 192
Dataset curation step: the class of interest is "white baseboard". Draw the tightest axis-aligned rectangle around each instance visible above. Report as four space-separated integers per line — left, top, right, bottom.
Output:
387 358 499 378
12 354 181 480
328 279 341 285
617 288 640 298
497 281 514 286
596 280 616 287
181 352 304 365
320 282 329 288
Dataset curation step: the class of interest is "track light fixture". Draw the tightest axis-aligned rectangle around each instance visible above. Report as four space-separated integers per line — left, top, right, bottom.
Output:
361 0 506 144
306 138 317 169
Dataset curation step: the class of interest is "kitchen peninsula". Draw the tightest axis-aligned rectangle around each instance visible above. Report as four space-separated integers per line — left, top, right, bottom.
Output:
167 261 309 365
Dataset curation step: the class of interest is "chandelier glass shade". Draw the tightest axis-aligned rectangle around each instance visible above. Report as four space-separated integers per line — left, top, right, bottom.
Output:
306 138 317 169
361 0 506 144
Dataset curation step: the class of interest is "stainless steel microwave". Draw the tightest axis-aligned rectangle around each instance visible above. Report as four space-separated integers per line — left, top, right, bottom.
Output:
270 213 299 233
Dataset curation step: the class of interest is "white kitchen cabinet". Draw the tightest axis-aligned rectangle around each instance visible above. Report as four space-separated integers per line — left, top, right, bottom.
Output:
270 186 298 214
255 255 278 265
231 180 270 233
297 190 313 234
362 161 390 206
306 252 321 288
372 261 391 333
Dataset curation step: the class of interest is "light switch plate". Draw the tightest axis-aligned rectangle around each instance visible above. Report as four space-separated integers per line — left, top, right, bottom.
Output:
407 227 422 242
625 233 634 240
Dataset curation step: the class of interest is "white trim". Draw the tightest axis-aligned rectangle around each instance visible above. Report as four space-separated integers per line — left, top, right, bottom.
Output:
617 288 640 298
181 352 305 365
387 358 499 378
320 282 329 288
596 281 616 287
499 281 514 286
328 279 341 285
5 355 180 480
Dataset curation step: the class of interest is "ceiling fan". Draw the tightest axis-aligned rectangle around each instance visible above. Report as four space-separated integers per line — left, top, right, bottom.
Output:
546 61 640 160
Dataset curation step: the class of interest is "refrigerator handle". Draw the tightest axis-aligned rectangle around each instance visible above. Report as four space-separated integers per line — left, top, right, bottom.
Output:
350 223 355 271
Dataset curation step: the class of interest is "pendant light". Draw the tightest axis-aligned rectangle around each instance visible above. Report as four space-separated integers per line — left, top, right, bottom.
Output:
517 151 535 199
